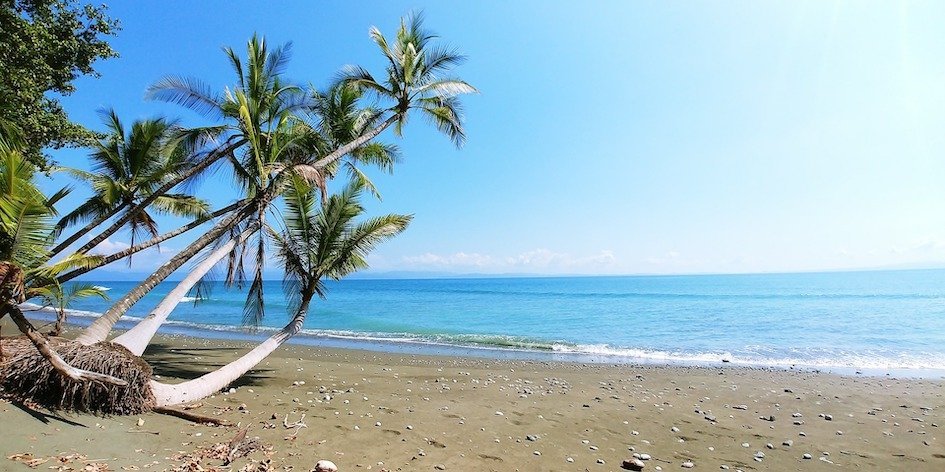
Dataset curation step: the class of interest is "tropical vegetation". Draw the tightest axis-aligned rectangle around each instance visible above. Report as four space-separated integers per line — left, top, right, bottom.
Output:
0 12 475 414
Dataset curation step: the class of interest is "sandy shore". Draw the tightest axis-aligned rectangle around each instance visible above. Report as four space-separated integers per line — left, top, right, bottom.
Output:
1 324 943 471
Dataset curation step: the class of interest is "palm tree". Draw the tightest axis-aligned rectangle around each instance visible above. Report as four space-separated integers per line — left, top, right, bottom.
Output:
50 111 209 257
0 136 125 386
309 11 477 171
33 282 108 336
75 35 304 345
82 13 476 347
149 179 410 405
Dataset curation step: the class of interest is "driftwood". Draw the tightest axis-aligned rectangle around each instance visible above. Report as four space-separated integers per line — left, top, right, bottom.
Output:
153 405 230 425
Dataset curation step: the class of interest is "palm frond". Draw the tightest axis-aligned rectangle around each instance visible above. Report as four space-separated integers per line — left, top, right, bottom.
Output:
147 76 223 119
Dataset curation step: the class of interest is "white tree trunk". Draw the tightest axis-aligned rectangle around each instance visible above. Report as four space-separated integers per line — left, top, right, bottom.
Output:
150 301 309 406
112 227 256 355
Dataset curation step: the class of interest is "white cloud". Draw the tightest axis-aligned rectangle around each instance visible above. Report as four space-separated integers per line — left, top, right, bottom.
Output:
398 248 616 274
402 252 497 268
88 238 130 255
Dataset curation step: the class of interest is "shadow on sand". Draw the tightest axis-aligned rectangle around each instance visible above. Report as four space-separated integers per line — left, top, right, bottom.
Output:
142 342 274 387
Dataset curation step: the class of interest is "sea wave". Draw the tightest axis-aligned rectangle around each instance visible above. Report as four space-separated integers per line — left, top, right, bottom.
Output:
16 303 945 375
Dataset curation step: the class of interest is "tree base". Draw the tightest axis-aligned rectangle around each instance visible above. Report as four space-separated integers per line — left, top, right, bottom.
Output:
0 336 155 415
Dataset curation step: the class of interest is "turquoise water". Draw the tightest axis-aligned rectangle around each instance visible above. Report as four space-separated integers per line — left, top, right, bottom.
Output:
26 269 945 375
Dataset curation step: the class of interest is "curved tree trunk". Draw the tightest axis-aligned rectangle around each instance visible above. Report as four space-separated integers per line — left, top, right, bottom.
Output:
113 225 258 355
150 292 312 406
57 200 245 284
3 304 127 386
49 203 126 258
75 140 243 255
74 203 255 345
310 115 398 169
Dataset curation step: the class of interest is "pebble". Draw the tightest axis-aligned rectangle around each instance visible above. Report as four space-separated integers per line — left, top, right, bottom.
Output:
597 459 606 464
566 457 574 463
526 434 539 441
803 453 812 460
741 443 750 448
681 461 694 468
434 464 446 470
782 440 793 447
622 458 645 471
313 460 338 472
754 451 765 459
765 443 774 450
824 414 833 421
671 426 680 432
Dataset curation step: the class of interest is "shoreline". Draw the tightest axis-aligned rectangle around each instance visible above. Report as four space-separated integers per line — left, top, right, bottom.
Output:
1 323 943 471
18 304 945 380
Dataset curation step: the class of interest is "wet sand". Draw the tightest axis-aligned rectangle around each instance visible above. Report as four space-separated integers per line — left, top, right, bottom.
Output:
1 328 943 471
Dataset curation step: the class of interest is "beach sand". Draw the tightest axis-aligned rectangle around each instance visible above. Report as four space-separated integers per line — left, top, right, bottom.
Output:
1 326 943 471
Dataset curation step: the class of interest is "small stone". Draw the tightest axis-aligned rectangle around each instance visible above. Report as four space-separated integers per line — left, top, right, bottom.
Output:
597 459 606 464
622 458 645 471
733 405 748 410
639 453 652 460
754 451 765 459
227 387 236 394
741 443 750 448
836 430 843 435
313 460 338 472
526 434 539 441
705 415 717 422
782 440 793 447
136 418 145 427
802 453 812 460
681 461 694 468
406 425 413 430
567 457 574 463
765 443 774 450
824 414 833 421
533 451 541 456
671 426 680 433
434 464 446 470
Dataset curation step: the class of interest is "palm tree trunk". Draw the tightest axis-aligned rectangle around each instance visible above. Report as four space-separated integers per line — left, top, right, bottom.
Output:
3 303 127 386
57 200 246 284
49 203 126 258
112 225 258 355
310 114 398 169
73 202 255 345
149 291 313 406
74 139 243 255
51 306 65 337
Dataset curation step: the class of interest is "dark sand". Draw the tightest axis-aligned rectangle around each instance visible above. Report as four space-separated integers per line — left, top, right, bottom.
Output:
1 326 943 471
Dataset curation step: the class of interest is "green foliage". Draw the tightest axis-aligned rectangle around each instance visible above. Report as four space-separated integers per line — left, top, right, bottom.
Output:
58 111 209 247
271 177 411 317
0 0 119 168
0 137 101 302
342 12 477 146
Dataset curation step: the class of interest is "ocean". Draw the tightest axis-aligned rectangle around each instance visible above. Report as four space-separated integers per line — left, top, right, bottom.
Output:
24 269 945 377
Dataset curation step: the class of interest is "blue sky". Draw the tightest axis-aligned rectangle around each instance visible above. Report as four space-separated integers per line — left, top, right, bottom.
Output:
44 1 945 277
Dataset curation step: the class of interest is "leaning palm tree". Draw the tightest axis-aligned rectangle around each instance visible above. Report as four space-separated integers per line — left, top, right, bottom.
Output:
81 14 475 347
75 35 306 345
149 179 410 405
50 111 209 257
